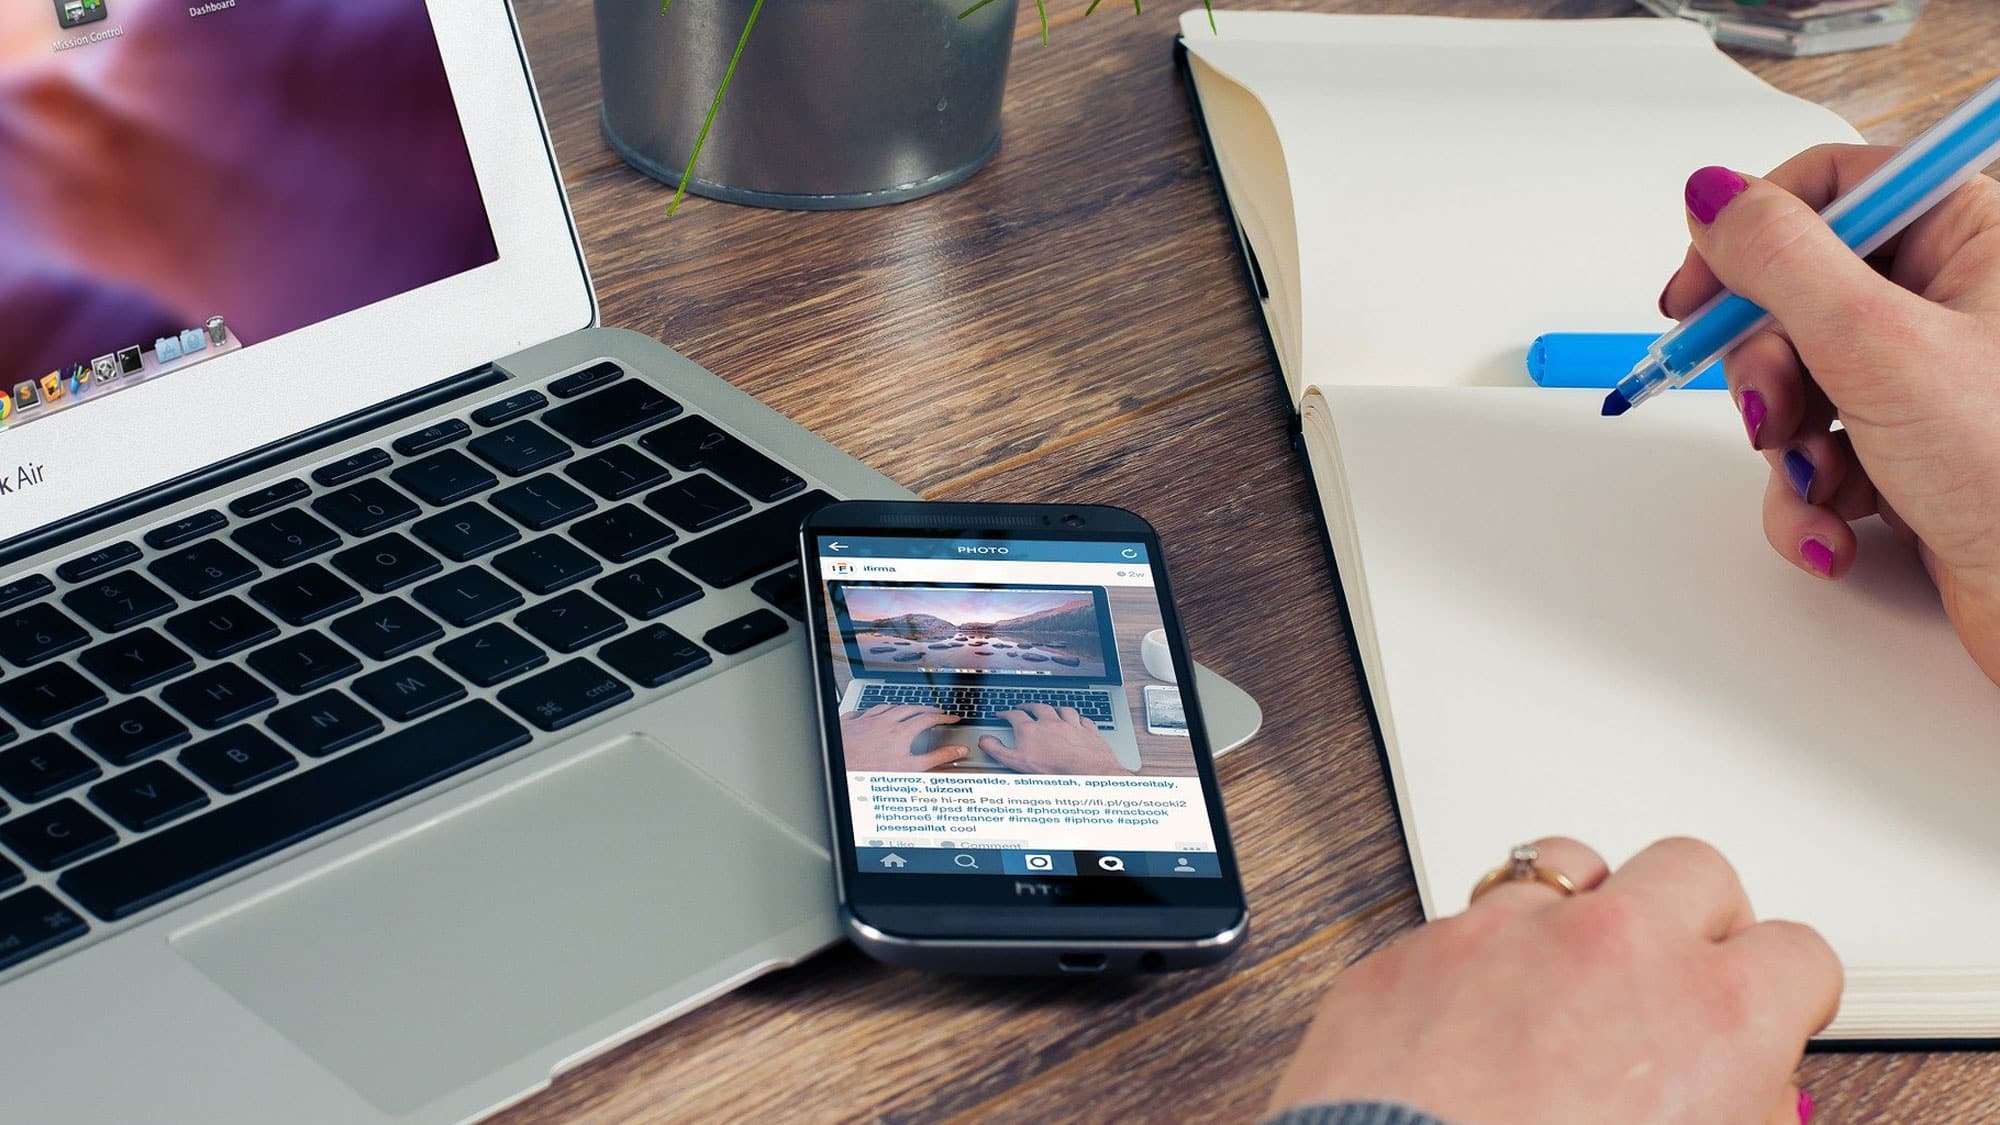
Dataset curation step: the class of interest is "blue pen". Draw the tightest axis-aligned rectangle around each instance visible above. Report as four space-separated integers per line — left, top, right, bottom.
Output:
1603 74 2000 417
1529 333 1727 390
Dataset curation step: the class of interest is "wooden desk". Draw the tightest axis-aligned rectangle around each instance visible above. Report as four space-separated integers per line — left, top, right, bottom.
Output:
499 3 2000 1120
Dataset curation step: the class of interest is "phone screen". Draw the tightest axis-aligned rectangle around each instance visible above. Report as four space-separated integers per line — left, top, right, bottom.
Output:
810 532 1232 894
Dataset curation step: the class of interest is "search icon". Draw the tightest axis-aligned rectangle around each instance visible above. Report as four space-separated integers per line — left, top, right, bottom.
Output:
1097 855 1125 872
954 854 979 869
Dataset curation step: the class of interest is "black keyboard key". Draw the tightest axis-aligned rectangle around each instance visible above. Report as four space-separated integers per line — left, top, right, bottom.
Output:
0 667 106 730
593 560 703 620
0 886 87 969
231 508 342 567
497 659 632 732
266 691 383 758
249 564 361 626
60 701 530 921
61 571 176 633
566 445 670 501
410 503 520 563
353 657 466 722
515 591 625 654
149 539 260 600
78 629 193 695
669 491 834 588
179 727 295 795
393 418 471 457
435 624 547 687
0 576 55 614
246 631 361 696
330 597 444 661
467 420 573 479
470 390 547 427
166 596 278 660
313 479 420 538
145 509 227 550
161 665 277 731
492 474 596 531
569 505 676 564
0 717 14 749
311 448 391 488
2 800 116 871
752 566 807 621
71 700 191 767
229 478 309 518
56 541 140 583
88 762 208 833
492 536 600 596
0 735 100 802
543 379 682 448
0 604 91 667
411 568 523 629
0 854 19 892
600 624 712 689
547 360 623 399
643 474 751 532
638 417 806 502
390 449 497 507
331 533 442 594
704 609 788 655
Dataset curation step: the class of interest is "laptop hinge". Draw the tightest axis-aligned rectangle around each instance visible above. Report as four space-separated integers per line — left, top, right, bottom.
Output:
0 364 510 571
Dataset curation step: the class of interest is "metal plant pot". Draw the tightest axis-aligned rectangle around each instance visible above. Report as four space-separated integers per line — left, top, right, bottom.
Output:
594 0 1019 209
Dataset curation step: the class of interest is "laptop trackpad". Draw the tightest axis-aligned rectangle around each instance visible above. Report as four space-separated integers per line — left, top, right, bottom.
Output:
170 734 832 1115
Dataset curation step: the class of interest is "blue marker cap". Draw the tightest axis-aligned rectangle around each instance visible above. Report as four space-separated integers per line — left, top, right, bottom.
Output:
1528 333 1727 391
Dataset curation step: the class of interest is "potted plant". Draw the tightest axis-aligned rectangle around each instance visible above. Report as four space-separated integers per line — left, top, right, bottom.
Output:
593 0 1214 211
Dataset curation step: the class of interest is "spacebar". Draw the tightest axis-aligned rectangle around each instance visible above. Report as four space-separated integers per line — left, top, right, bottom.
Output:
60 701 532 921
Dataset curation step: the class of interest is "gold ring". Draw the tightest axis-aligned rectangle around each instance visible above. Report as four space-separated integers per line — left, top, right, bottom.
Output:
1469 843 1579 905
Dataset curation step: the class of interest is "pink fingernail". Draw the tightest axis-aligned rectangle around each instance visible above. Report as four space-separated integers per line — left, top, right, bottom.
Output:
1685 165 1749 224
1801 538 1835 577
1798 1088 1815 1124
1739 388 1766 450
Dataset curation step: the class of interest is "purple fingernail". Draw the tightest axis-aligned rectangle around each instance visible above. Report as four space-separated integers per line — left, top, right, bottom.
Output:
1685 165 1749 224
1798 1088 1815 1123
1784 447 1815 501
1739 388 1766 450
1801 539 1835 577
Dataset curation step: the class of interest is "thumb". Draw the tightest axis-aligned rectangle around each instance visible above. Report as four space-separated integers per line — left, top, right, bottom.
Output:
912 744 968 770
1683 165 1935 386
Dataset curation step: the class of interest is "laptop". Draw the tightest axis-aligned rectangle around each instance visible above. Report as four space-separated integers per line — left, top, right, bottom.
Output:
829 581 1143 770
0 3 1261 1121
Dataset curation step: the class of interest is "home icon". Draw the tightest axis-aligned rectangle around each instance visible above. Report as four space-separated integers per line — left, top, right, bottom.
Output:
879 853 909 868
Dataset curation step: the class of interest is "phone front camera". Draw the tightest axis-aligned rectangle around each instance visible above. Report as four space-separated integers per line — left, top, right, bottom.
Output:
1062 513 1085 527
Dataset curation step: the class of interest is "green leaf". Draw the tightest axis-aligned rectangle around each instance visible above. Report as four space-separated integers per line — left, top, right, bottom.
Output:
1036 0 1048 44
957 0 1001 16
668 0 766 215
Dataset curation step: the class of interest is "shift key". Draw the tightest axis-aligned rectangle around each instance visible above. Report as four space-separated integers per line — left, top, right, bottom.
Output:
668 491 834 588
497 659 632 732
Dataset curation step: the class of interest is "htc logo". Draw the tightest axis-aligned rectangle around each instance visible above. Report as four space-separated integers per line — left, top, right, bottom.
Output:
1013 880 1066 898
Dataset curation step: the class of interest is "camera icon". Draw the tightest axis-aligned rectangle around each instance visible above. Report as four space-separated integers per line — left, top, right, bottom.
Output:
1023 853 1055 871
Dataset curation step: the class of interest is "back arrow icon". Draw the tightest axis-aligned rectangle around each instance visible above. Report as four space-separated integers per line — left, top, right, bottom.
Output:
828 542 848 551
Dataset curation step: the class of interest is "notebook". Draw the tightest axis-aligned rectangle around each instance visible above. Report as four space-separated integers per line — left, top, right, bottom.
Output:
1181 9 2000 1041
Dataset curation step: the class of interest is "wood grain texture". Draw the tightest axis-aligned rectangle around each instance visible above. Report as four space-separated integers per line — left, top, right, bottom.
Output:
496 2 2000 1121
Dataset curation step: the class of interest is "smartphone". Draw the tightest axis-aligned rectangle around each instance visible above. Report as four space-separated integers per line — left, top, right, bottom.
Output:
800 500 1247 974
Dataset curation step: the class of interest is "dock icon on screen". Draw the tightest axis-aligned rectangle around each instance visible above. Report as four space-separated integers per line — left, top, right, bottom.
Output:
56 0 107 29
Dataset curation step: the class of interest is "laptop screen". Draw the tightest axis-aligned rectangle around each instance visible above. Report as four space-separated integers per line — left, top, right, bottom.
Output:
0 0 498 516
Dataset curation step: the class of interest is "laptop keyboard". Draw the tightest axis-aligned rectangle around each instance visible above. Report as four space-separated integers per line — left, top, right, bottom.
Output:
853 684 1117 726
0 361 831 966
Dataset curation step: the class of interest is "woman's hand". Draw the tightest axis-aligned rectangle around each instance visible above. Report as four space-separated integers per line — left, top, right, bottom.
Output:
1270 837 1840 1125
977 703 1132 775
1660 145 2000 684
839 704 966 771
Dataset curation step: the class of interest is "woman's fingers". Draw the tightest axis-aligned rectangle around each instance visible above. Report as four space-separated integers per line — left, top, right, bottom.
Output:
1726 919 1846 1044
1463 836 1611 914
1600 837 1756 941
1724 329 1810 453
1763 465 1857 580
